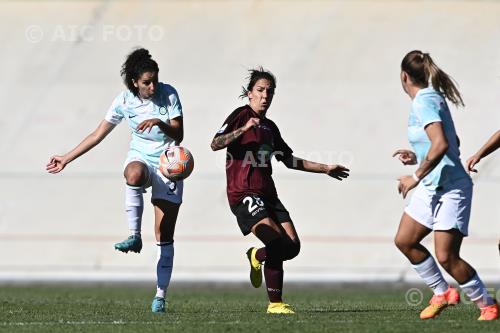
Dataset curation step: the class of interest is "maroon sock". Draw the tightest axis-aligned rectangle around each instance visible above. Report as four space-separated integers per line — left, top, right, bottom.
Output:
264 263 283 303
256 247 266 262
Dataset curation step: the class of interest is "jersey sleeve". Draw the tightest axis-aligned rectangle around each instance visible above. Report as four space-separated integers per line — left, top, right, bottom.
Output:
273 126 293 162
167 87 183 120
104 92 125 125
213 109 246 138
414 95 442 128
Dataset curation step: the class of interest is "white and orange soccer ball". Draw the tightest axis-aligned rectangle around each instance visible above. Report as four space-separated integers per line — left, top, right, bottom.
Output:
159 146 194 181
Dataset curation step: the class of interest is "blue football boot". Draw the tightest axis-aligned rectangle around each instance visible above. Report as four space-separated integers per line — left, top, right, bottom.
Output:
114 235 142 253
151 297 166 313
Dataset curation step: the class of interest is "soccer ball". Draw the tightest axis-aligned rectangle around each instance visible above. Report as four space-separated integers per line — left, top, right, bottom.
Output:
159 146 194 181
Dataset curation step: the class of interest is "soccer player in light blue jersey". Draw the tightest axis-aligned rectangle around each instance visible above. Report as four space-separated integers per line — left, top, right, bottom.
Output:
46 48 183 313
393 51 498 321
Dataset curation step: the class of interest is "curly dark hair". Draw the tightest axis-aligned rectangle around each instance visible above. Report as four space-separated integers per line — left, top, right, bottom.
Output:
121 48 159 96
239 67 276 99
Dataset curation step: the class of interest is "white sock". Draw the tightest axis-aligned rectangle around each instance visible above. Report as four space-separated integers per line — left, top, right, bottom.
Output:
156 242 174 299
411 256 449 295
460 273 495 307
155 286 165 299
125 184 143 236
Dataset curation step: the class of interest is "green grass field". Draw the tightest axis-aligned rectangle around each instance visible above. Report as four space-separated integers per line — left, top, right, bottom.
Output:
0 284 499 332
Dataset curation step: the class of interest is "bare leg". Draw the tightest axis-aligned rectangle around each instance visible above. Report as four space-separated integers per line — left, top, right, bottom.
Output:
124 161 149 186
433 229 494 308
395 213 452 301
434 230 475 284
394 213 432 264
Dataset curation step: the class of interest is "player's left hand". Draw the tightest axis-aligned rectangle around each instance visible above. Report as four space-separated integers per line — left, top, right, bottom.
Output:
326 164 350 181
137 118 162 133
397 175 418 199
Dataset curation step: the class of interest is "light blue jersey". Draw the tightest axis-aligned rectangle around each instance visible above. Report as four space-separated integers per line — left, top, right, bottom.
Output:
105 82 182 168
408 87 470 190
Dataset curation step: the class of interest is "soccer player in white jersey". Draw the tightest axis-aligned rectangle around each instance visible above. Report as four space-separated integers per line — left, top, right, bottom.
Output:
392 50 498 320
46 48 182 313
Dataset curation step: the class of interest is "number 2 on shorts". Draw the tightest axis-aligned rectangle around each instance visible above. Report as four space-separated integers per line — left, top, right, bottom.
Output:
243 196 264 213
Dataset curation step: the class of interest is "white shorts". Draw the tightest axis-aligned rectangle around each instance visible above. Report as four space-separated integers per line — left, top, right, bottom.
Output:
404 180 472 236
123 151 183 204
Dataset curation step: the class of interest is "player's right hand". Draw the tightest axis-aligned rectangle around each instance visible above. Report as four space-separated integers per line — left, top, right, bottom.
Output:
326 164 350 181
392 149 417 165
46 155 67 174
465 154 480 173
243 118 260 131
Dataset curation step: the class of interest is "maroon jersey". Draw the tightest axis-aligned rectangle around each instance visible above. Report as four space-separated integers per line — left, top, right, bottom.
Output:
214 105 293 206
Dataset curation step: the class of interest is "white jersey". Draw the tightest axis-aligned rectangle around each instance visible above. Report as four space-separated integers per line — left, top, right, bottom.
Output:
105 82 183 168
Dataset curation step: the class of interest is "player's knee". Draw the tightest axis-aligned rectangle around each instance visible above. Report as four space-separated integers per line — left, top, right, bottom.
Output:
435 251 455 271
282 239 300 261
125 169 147 186
394 235 411 254
158 241 174 258
265 238 285 268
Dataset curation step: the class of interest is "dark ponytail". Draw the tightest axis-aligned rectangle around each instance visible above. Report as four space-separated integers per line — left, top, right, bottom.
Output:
121 48 159 96
401 50 464 107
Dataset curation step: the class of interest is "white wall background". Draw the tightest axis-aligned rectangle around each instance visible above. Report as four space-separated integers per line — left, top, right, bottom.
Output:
0 0 499 283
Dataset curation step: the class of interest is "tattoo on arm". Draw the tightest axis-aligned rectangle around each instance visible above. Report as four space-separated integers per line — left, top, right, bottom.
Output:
211 127 245 151
416 155 440 179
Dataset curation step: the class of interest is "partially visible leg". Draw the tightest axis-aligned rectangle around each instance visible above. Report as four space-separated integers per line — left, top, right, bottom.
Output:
394 213 450 295
124 161 149 236
433 182 498 320
125 184 144 236
151 199 180 313
114 161 149 253
248 221 299 306
250 219 294 314
394 213 432 264
253 222 300 263
281 222 300 261
435 230 495 308
251 219 285 304
395 213 458 319
434 230 474 283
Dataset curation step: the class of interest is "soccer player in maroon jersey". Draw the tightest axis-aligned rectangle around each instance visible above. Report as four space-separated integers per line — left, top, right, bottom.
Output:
211 68 349 314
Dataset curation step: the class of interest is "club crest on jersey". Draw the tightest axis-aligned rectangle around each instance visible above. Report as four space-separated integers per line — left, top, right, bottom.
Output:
217 124 228 134
257 144 273 162
159 106 167 115
259 125 271 132
168 181 177 193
